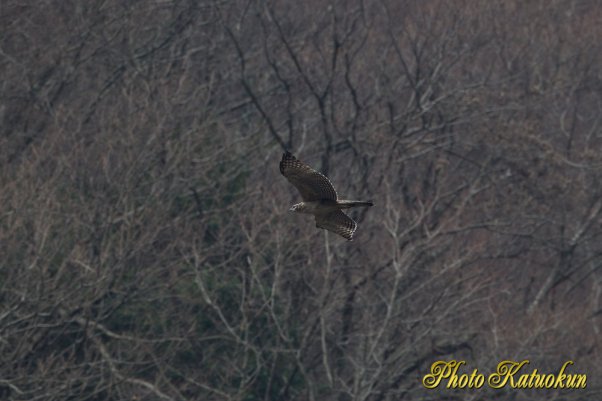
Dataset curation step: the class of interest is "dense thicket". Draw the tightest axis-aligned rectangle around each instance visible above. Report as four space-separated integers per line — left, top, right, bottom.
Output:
1 1 601 400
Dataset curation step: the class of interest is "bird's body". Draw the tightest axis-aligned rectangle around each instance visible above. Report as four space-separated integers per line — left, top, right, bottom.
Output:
290 200 374 214
279 151 373 240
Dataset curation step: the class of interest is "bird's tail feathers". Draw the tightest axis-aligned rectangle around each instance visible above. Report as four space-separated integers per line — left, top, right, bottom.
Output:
339 200 374 208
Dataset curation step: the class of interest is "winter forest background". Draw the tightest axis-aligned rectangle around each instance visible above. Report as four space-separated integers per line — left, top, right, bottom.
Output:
1 1 601 400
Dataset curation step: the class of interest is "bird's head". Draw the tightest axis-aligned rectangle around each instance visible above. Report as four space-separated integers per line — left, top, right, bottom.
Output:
289 203 304 213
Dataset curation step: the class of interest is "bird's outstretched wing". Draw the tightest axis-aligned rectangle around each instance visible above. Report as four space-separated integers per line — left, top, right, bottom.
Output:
315 211 357 240
279 152 337 201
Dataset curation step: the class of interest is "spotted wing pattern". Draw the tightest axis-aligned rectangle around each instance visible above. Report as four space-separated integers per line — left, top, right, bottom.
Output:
315 211 357 241
279 152 338 201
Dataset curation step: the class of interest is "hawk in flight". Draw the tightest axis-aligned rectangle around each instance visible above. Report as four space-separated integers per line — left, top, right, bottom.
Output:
280 151 373 240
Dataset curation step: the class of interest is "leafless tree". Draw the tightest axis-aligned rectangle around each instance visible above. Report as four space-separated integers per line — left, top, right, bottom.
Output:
1 1 600 400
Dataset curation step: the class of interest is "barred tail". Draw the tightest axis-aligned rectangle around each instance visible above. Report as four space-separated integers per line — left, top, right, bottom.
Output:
339 200 374 208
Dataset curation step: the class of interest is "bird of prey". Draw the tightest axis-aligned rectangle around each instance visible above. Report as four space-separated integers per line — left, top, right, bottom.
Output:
279 151 373 240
